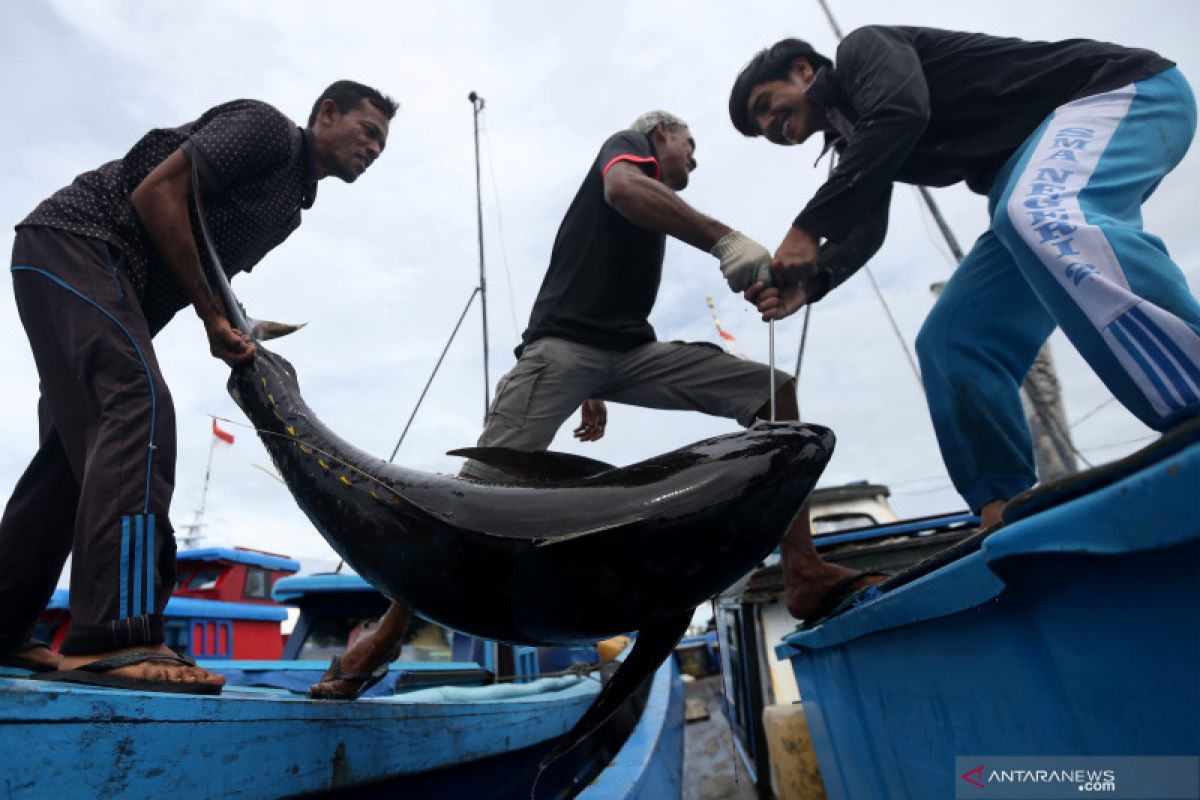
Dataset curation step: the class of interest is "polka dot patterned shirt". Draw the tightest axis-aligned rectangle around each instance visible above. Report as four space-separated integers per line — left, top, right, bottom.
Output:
18 99 318 334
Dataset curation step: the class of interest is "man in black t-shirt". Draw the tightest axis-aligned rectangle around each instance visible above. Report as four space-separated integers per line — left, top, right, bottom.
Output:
311 111 882 700
461 111 787 469
0 81 396 692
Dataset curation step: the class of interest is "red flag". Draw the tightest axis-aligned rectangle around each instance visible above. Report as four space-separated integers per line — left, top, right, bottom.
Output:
212 419 235 445
705 296 745 358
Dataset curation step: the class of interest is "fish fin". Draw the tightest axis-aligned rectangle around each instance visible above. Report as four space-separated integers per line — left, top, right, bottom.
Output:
249 318 308 341
537 611 691 771
447 447 615 482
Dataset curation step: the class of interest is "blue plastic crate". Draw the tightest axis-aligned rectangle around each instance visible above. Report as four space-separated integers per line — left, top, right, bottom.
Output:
777 435 1200 799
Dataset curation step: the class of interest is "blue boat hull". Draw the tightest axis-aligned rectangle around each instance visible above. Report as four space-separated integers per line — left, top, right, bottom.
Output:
335 656 687 800
580 654 684 799
0 655 682 799
776 430 1200 799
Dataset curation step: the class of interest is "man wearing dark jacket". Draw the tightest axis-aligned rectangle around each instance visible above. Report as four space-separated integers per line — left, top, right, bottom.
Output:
0 81 396 692
730 27 1199 528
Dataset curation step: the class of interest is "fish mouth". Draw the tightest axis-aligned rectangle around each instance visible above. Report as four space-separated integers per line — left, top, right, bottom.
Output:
748 421 836 469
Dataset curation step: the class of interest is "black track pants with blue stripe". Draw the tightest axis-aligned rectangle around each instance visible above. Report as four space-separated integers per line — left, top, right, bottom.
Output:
1 226 177 655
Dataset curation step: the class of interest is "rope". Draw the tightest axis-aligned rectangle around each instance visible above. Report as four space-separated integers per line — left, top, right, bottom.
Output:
912 186 961 268
489 661 602 685
388 288 481 461
209 413 407 500
793 305 812 385
1078 434 1157 453
862 265 924 389
1070 396 1118 429
480 113 523 339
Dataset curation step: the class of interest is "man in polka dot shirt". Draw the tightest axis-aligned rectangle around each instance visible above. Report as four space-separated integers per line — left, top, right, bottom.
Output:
1 80 396 693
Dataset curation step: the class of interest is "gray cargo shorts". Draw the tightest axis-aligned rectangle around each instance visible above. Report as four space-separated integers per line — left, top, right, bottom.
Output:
459 336 793 480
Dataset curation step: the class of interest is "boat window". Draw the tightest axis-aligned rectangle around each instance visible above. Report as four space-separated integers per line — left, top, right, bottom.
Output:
294 615 455 662
187 568 223 590
722 608 749 740
294 616 377 660
812 513 877 534
721 605 764 776
174 571 191 591
164 620 190 655
402 619 453 662
242 566 272 600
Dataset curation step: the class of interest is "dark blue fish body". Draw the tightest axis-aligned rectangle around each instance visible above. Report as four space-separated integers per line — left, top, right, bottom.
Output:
228 346 834 645
227 345 833 770
199 202 833 767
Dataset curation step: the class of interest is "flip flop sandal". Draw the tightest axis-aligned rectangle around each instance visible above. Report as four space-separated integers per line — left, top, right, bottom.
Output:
309 642 402 700
31 650 222 695
802 571 889 627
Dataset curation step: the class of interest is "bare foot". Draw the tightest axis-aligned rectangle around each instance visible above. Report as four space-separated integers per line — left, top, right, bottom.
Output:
58 643 225 687
776 506 889 621
6 642 60 671
784 564 888 620
979 500 1006 530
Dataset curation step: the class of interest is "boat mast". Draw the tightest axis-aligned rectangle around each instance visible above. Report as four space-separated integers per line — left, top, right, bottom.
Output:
813 0 1079 481
388 92 494 460
470 91 491 416
178 431 217 549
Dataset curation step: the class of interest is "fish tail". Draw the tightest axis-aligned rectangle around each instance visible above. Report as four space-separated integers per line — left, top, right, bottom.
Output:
535 611 691 778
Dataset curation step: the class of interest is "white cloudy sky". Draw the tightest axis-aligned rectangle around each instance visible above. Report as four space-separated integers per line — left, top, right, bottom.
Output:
1 1 1197 577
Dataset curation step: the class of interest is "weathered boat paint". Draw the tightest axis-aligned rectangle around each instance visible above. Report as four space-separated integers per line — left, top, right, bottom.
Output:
0 668 605 798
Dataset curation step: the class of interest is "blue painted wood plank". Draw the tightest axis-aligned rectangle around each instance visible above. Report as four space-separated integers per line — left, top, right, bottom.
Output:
0 674 599 798
195 659 484 672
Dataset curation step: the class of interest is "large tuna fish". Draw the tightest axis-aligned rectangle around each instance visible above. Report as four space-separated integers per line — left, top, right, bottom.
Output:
193 183 833 768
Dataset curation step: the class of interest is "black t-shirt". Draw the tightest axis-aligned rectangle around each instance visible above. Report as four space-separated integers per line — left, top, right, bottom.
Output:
19 100 317 334
518 130 665 355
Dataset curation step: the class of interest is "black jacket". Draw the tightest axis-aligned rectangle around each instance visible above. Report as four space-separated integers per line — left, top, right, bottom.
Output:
805 26 1173 298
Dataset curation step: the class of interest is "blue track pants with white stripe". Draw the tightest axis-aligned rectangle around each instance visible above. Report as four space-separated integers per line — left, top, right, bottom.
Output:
916 67 1200 513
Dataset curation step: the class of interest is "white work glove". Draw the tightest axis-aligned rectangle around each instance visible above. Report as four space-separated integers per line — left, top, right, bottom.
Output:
711 231 773 292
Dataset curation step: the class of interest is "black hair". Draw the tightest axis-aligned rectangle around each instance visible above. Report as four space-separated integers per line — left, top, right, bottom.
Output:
728 39 832 136
307 80 399 128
